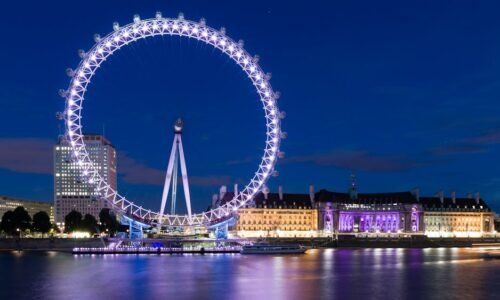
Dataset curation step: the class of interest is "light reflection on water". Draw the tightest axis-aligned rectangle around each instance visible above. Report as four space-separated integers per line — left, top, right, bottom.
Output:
0 248 498 300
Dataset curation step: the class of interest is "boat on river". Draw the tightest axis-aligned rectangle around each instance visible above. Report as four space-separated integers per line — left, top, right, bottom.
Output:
240 243 306 254
482 250 500 260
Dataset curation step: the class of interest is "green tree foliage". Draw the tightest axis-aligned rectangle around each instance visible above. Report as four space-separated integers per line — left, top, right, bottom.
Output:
1 207 32 236
12 206 32 234
0 210 15 235
32 211 52 235
64 210 83 233
99 208 119 235
82 214 98 234
52 223 61 233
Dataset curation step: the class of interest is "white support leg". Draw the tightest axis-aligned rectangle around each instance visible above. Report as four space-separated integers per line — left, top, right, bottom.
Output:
177 135 192 218
171 150 179 214
158 136 179 228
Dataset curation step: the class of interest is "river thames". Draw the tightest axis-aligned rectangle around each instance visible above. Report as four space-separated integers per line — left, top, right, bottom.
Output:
1 248 498 299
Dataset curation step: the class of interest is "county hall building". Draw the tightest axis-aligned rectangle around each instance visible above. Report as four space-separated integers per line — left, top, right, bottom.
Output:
212 181 496 238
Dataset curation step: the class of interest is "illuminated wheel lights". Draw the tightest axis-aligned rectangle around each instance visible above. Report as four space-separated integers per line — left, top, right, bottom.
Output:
62 13 284 226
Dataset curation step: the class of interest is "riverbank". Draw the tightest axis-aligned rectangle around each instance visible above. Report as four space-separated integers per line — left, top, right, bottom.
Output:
0 238 106 252
267 236 500 248
1 236 499 251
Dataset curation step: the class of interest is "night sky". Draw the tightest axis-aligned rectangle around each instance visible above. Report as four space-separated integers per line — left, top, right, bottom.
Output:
1 0 500 213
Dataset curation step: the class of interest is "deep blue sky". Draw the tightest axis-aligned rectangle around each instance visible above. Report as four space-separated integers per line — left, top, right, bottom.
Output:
1 0 500 213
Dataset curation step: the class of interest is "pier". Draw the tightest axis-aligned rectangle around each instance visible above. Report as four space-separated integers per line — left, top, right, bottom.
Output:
73 246 241 255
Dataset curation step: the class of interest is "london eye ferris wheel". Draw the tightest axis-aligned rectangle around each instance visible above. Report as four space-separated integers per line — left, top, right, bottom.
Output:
61 12 285 227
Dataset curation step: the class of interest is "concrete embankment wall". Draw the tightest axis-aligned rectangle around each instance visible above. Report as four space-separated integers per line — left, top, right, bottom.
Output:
0 238 107 252
261 237 500 248
1 237 499 251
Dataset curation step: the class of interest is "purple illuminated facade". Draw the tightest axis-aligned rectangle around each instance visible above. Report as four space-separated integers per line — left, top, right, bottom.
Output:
338 212 400 232
315 190 424 234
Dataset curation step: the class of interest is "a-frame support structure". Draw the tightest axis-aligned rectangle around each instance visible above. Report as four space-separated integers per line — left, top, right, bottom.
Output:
158 119 192 228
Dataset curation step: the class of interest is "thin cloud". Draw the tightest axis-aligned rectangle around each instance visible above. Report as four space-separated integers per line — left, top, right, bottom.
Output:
190 175 231 186
286 150 423 172
0 138 53 174
0 138 229 188
431 144 487 156
463 129 500 145
118 154 230 187
431 128 500 157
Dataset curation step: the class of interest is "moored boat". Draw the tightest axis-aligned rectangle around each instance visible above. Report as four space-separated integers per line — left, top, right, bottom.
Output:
240 243 306 254
482 250 500 260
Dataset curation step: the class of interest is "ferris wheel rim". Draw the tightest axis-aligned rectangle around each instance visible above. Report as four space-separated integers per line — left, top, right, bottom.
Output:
63 13 283 226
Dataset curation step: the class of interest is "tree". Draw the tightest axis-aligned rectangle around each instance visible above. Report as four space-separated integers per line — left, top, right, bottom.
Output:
12 206 32 235
99 208 119 235
82 214 98 234
33 211 51 236
52 223 61 234
64 210 83 233
0 211 15 235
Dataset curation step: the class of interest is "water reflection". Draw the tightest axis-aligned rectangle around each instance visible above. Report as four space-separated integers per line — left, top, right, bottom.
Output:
0 248 498 299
